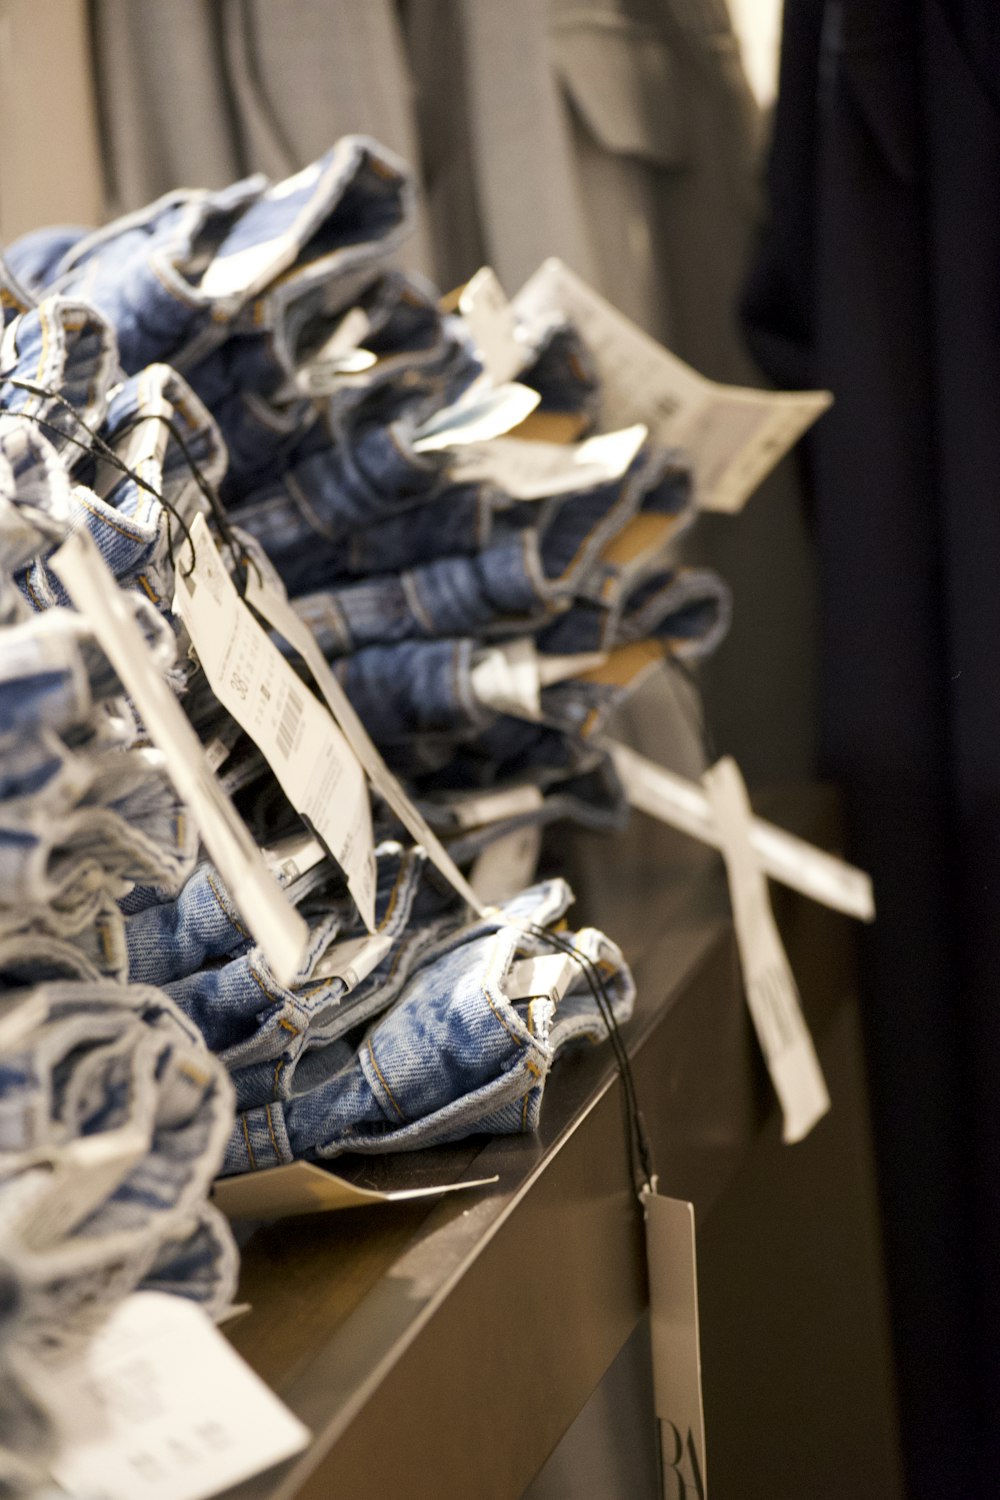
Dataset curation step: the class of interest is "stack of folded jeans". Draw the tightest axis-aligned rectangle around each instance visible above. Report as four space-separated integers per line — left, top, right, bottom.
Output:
1 133 731 1195
0 370 238 1490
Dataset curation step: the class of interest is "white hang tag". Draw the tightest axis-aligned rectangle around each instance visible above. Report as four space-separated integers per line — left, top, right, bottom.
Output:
37 1291 310 1500
471 638 542 719
506 952 577 1005
12 1129 148 1252
447 422 648 500
607 740 875 923
704 758 830 1143
52 531 307 987
294 306 376 395
203 737 231 773
309 930 393 989
443 782 545 831
538 649 609 687
174 516 376 934
458 267 526 385
412 382 540 453
513 259 831 513
0 989 50 1053
245 574 487 918
469 824 542 903
471 639 610 719
645 1192 708 1500
262 829 328 884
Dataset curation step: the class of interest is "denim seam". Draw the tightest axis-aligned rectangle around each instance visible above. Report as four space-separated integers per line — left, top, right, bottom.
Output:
205 871 247 939
240 1113 257 1169
366 1040 405 1120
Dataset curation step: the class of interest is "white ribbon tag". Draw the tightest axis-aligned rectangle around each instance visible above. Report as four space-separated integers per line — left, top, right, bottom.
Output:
52 531 307 986
704 758 830 1143
514 259 831 513
175 516 377 933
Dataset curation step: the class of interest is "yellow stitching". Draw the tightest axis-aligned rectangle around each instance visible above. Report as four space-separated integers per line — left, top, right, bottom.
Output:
136 573 159 604
273 1058 285 1091
241 1113 257 1169
76 492 144 541
24 574 44 611
278 1018 299 1034
206 871 248 938
484 984 521 1046
249 966 283 1005
367 1041 405 1120
377 858 408 933
264 1104 280 1158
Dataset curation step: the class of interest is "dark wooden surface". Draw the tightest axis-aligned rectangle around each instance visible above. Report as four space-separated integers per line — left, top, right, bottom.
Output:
219 792 878 1499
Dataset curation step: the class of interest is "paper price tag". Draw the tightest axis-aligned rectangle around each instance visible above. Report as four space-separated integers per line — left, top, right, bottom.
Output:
607 740 875 923
704 758 830 1143
471 638 542 719
294 307 376 395
458 267 525 385
471 638 609 719
447 423 647 500
37 1292 310 1500
309 930 393 988
12 1129 148 1252
506 953 577 1005
469 824 542 902
51 531 307 987
245 574 487 918
514 259 830 513
444 783 545 831
175 516 376 933
412 382 540 452
646 1193 708 1500
262 829 328 884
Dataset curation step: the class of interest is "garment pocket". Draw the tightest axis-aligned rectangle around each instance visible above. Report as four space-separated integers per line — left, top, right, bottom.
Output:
549 15 688 169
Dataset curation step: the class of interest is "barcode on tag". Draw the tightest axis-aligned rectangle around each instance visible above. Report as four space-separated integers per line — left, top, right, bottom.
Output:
174 516 377 933
276 686 303 759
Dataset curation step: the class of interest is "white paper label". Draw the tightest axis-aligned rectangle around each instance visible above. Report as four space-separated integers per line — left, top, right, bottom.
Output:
295 307 376 395
458 267 525 385
506 953 577 1005
607 740 875 923
471 638 542 719
175 516 376 933
51 531 307 987
14 1129 148 1251
514 259 831 513
471 637 609 719
412 382 540 452
38 1292 310 1500
262 829 328 884
447 422 648 500
309 930 393 988
0 989 50 1052
704 758 830 1144
445 783 545 830
645 1193 708 1500
245 574 487 917
469 824 542 903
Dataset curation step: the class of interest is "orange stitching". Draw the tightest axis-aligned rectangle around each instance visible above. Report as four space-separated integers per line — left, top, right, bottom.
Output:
264 1104 280 1159
241 1114 256 1169
367 1041 405 1120
206 871 248 938
75 492 143 541
136 573 159 604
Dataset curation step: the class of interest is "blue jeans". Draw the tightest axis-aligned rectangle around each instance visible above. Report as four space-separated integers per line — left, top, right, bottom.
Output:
220 879 635 1171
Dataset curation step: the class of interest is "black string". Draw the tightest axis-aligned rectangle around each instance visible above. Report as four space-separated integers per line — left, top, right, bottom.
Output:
524 918 657 1200
4 377 260 591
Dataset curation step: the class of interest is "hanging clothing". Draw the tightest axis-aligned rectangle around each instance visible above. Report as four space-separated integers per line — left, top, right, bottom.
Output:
743 3 1000 1494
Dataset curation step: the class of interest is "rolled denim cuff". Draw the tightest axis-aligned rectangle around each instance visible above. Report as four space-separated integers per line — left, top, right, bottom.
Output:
0 296 117 444
0 250 37 322
45 137 411 373
0 424 73 568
